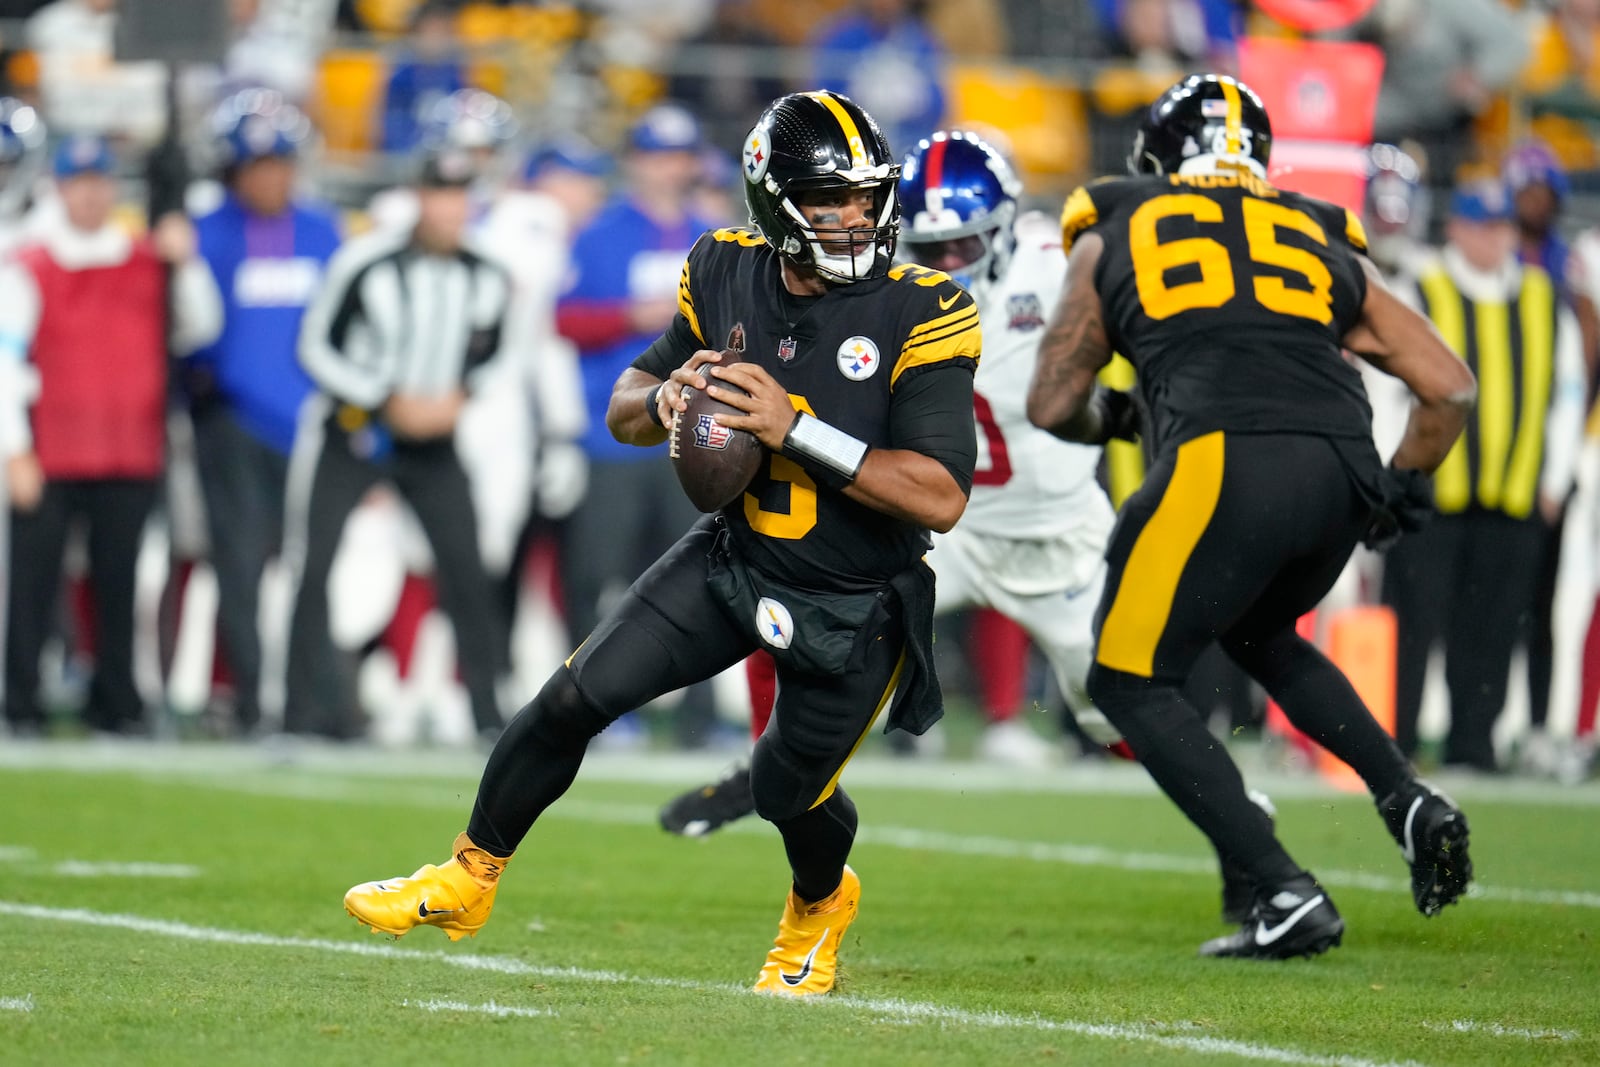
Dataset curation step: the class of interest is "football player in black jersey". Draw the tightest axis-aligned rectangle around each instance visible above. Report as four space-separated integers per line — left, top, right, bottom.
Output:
1027 74 1480 959
344 90 980 995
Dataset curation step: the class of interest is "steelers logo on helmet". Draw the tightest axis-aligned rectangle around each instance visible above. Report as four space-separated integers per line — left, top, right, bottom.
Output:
742 128 769 185
836 336 880 381
1129 73 1273 181
755 597 794 650
742 90 902 285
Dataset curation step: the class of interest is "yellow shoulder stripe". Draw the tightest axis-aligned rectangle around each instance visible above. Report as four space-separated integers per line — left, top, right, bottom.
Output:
1343 209 1369 253
1060 186 1098 248
676 259 704 345
905 301 978 343
893 312 980 387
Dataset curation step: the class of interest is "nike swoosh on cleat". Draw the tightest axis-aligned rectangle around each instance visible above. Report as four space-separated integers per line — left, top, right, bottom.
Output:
418 901 460 919
1254 895 1326 947
780 930 830 987
1402 796 1424 864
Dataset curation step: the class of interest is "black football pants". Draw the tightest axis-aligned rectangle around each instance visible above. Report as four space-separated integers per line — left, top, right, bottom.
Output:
282 416 507 739
1087 432 1411 888
469 519 907 902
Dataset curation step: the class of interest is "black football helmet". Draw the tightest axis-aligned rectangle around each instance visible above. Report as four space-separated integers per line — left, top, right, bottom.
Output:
1128 74 1273 179
741 90 900 284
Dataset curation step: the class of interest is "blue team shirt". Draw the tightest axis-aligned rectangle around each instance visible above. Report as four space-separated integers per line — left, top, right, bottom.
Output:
191 194 342 454
561 197 712 462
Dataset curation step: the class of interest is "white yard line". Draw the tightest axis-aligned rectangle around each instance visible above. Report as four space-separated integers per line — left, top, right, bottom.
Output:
1423 1019 1579 1041
402 998 555 1019
52 862 200 879
0 899 1428 1067
0 995 34 1012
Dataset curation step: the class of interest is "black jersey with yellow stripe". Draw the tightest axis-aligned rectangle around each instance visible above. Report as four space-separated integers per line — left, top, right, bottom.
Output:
1061 172 1373 452
641 226 980 591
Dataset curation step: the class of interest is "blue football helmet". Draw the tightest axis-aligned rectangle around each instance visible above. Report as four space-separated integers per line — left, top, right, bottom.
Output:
0 97 46 217
899 130 1021 290
213 88 312 170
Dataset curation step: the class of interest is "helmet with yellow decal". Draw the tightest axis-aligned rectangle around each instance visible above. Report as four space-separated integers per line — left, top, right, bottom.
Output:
741 90 900 284
1129 74 1273 181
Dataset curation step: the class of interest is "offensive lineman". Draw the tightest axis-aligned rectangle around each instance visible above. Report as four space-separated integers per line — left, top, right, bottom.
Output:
1027 74 1478 958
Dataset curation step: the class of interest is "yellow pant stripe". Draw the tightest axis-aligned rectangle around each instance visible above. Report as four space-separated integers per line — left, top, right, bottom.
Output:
1503 271 1555 518
1473 298 1512 510
811 649 906 809
1096 431 1225 678
1419 269 1471 513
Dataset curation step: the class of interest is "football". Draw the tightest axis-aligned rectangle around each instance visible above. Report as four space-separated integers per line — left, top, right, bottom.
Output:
668 346 765 512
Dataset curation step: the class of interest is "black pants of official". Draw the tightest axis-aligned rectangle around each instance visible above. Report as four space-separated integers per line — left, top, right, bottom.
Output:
284 424 507 739
191 406 290 730
558 453 716 745
1086 432 1411 887
1382 509 1548 770
6 478 159 732
468 520 906 903
1524 506 1566 731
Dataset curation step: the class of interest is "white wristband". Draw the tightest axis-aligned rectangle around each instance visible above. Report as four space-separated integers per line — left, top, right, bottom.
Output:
783 412 869 483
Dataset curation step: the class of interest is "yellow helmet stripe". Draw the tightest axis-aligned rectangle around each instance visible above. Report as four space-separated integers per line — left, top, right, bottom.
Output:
1219 79 1243 158
807 91 868 169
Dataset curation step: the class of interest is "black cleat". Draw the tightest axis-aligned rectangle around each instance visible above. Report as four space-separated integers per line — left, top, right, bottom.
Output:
1200 873 1344 960
1219 789 1277 924
1378 779 1473 917
659 763 755 838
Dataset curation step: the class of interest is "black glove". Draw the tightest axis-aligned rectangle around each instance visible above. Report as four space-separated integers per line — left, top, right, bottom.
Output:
1362 466 1435 552
1091 387 1142 443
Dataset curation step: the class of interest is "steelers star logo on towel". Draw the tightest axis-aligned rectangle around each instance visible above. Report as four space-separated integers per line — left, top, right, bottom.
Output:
755 597 793 650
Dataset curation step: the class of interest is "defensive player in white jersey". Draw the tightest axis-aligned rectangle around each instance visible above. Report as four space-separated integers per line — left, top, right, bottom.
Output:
897 130 1119 753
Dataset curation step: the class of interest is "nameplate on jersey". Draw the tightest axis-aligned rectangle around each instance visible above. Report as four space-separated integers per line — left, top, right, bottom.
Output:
836 336 880 381
234 257 323 308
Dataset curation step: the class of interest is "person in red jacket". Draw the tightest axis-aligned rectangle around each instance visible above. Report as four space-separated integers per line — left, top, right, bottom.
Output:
1 135 220 736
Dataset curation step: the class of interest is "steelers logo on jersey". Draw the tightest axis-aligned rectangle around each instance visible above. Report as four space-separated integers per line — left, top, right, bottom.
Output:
836 336 881 381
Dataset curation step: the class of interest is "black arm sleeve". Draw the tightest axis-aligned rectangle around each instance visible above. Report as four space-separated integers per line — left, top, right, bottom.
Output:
630 312 703 380
889 362 978 496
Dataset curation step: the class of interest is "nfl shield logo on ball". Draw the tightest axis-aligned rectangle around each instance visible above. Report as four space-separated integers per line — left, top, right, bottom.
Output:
693 413 732 450
756 597 794 649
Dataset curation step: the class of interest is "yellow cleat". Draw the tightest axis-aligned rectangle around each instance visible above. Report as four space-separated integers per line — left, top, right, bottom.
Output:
753 865 860 997
343 832 509 942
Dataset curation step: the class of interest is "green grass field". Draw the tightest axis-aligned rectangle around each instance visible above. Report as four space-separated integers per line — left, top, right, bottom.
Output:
0 741 1595 1066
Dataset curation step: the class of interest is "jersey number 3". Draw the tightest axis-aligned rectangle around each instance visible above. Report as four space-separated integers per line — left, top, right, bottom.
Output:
1129 194 1333 324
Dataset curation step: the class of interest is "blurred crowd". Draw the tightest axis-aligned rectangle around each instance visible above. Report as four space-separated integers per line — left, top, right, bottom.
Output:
1 0 1599 781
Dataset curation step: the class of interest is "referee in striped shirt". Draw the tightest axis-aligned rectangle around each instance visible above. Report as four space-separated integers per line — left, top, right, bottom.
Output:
285 147 511 741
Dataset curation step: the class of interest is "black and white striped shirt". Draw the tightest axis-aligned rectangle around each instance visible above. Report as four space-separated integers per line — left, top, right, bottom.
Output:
298 229 512 408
